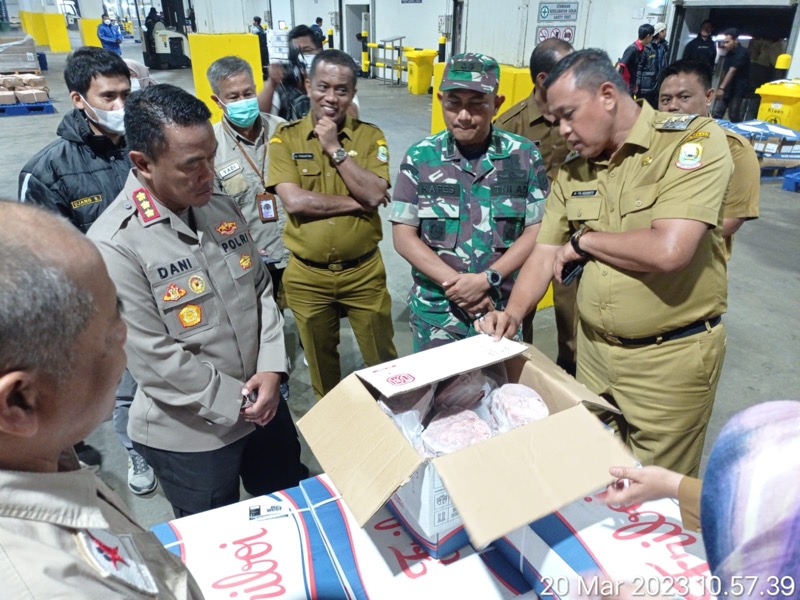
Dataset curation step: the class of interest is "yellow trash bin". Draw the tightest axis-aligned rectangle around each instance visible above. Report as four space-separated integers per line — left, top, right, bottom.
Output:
755 80 800 129
406 49 438 95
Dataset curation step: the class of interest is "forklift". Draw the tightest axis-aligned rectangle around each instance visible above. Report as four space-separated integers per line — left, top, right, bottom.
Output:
139 0 191 70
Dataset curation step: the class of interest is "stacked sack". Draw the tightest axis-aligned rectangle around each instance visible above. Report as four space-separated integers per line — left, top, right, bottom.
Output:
0 73 50 104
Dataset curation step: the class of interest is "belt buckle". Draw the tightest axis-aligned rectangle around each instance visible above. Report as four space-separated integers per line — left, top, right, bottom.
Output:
604 333 622 345
328 262 343 272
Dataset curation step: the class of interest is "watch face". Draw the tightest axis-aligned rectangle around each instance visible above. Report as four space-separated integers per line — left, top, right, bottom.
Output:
487 270 502 285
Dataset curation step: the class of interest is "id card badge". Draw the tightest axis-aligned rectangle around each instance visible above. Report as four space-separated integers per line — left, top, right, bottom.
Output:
257 192 278 223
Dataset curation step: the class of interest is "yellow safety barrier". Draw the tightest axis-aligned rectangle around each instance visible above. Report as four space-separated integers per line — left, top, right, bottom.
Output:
360 32 440 92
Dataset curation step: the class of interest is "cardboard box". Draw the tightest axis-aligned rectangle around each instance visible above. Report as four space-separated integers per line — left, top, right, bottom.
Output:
18 73 46 88
300 475 532 599
150 482 346 599
0 74 23 89
0 36 38 72
0 90 16 105
15 88 48 103
298 335 635 553
494 492 713 599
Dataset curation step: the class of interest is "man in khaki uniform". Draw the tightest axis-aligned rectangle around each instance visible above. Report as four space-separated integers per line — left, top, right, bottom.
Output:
267 49 397 399
89 85 307 517
479 50 732 477
209 56 289 294
495 38 576 372
658 58 760 260
0 201 203 599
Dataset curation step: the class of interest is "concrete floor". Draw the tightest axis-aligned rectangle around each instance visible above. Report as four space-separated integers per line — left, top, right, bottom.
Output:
1 32 798 530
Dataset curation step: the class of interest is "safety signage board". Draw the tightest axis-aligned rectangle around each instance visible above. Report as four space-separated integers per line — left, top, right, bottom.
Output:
535 26 576 43
538 2 579 22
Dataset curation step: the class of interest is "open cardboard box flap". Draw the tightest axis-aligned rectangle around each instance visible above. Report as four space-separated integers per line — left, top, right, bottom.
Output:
297 373 424 526
432 405 636 549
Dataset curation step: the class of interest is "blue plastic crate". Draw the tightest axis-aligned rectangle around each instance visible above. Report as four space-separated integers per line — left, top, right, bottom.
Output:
781 169 800 192
0 101 56 117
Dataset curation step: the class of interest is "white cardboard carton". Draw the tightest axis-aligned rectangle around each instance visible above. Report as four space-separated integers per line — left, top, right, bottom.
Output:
298 335 636 551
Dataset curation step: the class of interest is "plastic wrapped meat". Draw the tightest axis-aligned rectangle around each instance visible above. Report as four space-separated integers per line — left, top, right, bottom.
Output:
422 409 492 455
377 385 436 455
433 371 497 411
489 384 549 432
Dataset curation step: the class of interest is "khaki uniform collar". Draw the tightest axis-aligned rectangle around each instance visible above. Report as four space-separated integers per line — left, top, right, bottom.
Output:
0 467 110 529
591 99 653 166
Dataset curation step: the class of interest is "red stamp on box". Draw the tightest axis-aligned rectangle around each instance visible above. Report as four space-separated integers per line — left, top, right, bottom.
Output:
387 373 415 385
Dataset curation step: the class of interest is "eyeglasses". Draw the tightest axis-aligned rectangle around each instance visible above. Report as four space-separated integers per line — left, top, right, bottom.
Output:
442 98 492 113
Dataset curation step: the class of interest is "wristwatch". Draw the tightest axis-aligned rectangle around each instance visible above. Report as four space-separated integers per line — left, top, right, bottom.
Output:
331 147 348 165
485 268 503 287
570 226 591 258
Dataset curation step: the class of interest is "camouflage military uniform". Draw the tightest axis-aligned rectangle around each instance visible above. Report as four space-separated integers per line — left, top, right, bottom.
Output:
390 128 547 350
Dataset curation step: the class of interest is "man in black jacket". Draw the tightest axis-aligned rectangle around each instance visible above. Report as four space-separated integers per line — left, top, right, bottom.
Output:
618 23 654 96
683 20 717 72
17 46 157 496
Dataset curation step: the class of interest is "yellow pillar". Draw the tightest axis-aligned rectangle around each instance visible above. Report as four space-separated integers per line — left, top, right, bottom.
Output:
80 18 103 47
19 11 29 33
43 12 71 52
188 33 263 123
30 13 49 46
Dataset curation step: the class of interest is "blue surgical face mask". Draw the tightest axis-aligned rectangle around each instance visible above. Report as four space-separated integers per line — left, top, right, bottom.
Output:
221 96 260 128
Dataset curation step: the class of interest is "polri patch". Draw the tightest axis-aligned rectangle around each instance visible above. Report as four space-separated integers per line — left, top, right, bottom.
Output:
216 221 238 236
132 188 160 223
571 190 598 197
676 142 704 170
239 254 252 270
162 283 187 302
178 304 203 328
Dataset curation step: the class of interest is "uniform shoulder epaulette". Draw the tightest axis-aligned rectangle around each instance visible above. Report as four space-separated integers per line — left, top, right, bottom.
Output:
496 99 526 123
655 114 699 131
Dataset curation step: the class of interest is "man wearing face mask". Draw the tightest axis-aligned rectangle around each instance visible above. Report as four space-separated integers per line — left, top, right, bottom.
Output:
97 12 123 56
208 56 289 309
18 46 158 497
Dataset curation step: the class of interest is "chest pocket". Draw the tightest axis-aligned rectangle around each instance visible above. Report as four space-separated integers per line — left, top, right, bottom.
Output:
151 268 219 340
490 196 527 249
220 172 250 198
223 250 259 312
418 192 460 250
298 161 322 188
620 183 658 230
566 197 602 227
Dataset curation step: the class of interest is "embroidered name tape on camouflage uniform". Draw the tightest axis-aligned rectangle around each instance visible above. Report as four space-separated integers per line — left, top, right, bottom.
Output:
440 52 500 94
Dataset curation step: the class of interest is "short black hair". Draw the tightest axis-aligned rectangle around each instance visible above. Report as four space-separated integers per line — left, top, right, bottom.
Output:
529 38 574 82
125 84 211 161
658 58 713 93
309 49 359 87
700 19 713 30
638 24 655 40
724 28 740 39
543 48 627 94
253 16 261 25
316 17 323 24
64 46 130 95
289 24 322 48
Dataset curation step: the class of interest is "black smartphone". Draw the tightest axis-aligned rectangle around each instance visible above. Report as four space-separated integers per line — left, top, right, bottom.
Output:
562 261 584 286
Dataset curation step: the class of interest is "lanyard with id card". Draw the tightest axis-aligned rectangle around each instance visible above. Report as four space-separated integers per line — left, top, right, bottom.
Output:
229 122 279 223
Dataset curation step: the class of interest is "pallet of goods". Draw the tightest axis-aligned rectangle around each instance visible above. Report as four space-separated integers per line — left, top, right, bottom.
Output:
0 72 54 117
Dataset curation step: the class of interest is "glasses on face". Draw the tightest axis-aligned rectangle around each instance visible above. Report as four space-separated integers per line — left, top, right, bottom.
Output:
442 98 492 113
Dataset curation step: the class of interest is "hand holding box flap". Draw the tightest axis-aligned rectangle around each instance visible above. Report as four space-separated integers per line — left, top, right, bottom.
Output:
297 373 423 527
356 335 527 397
433 406 636 550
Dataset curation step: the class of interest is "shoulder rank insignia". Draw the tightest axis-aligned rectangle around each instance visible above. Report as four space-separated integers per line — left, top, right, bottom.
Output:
132 188 160 223
162 283 187 302
216 221 238 236
178 304 203 328
656 114 698 131
188 275 206 293
239 254 252 270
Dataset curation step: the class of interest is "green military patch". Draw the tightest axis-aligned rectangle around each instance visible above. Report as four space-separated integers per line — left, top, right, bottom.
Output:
419 182 461 196
491 181 528 196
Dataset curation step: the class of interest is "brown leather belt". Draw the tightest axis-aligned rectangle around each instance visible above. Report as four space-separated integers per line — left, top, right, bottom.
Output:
600 316 722 346
293 247 377 272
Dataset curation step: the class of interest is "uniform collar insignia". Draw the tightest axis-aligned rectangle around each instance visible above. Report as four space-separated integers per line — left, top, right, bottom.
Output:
76 529 159 595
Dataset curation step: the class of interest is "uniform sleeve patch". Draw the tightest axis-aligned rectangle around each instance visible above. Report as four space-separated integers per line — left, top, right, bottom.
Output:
269 136 282 144
676 142 704 170
377 145 389 163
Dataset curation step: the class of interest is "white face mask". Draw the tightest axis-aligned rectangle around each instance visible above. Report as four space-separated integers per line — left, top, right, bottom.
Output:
130 78 141 91
81 95 126 135
103 19 111 25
